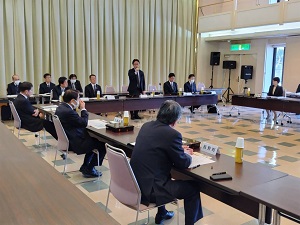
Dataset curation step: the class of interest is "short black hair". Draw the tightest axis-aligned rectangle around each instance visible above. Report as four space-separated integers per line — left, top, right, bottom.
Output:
44 73 51 79
63 89 79 103
157 100 182 125
188 74 195 79
132 59 140 65
58 77 67 85
89 74 96 79
19 82 33 92
168 73 175 78
69 74 77 79
273 77 280 83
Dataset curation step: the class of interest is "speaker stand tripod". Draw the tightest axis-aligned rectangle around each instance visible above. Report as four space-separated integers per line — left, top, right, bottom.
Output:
209 65 214 89
222 69 234 103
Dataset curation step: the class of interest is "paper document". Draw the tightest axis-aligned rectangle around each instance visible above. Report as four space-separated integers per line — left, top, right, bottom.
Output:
88 119 107 129
42 105 58 109
7 95 18 98
188 153 215 169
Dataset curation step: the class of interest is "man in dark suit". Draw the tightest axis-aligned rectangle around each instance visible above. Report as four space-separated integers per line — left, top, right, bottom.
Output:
55 89 106 178
39 73 55 94
52 77 69 100
7 74 22 95
68 74 83 93
84 74 102 98
127 59 145 120
267 77 284 120
130 100 203 225
163 73 178 95
184 74 200 114
13 82 57 139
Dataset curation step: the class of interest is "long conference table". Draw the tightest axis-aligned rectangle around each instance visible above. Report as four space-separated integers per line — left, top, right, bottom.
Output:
34 102 300 225
232 94 300 114
0 121 119 225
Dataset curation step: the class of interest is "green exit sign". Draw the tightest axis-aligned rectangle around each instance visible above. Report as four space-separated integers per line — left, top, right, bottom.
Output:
230 43 251 51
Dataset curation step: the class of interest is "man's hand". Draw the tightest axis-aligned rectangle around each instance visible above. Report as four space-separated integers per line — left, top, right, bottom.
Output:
183 145 193 155
142 91 146 95
32 109 39 117
79 99 85 110
135 67 139 72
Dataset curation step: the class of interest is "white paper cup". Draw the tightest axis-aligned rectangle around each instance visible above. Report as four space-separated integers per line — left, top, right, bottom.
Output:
235 137 244 148
123 111 129 117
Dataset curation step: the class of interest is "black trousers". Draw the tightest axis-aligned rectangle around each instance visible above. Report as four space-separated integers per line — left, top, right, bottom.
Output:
43 120 58 140
151 180 203 225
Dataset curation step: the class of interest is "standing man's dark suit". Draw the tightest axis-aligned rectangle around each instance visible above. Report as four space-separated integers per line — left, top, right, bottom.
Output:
84 83 102 98
128 68 145 119
267 85 283 96
130 120 203 225
52 85 69 100
39 82 55 94
55 103 106 174
7 82 22 95
68 80 83 93
163 81 178 95
13 94 57 139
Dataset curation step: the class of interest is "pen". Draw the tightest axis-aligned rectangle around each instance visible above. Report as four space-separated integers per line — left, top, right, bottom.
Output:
212 172 226 175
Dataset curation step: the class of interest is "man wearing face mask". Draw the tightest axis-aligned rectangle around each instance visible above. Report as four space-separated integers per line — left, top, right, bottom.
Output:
184 74 200 114
7 74 22 95
13 82 57 139
55 90 106 178
68 74 83 93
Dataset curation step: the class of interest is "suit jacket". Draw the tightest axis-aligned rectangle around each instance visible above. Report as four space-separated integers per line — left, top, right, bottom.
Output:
68 80 83 93
7 82 22 95
39 82 55 94
184 81 197 93
13 94 43 132
130 120 191 206
52 85 69 100
84 83 102 98
55 103 92 154
296 84 300 93
267 85 283 97
127 68 145 96
163 81 178 95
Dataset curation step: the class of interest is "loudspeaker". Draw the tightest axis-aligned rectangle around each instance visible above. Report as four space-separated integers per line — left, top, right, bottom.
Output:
241 65 253 80
210 52 220 66
223 60 236 69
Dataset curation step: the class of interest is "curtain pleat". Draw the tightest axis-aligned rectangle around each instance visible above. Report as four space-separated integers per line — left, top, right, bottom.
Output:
0 0 195 95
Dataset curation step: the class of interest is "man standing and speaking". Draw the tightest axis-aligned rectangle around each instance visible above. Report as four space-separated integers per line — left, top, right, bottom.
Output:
127 59 145 120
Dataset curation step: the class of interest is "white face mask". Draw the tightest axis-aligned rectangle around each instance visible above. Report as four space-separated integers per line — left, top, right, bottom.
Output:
14 80 20 85
71 99 79 109
190 79 195 83
71 79 76 84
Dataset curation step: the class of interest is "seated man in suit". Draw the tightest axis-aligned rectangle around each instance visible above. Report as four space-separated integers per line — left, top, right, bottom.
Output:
184 74 200 114
39 73 55 94
84 74 102 98
13 82 57 139
163 73 178 95
130 100 203 225
55 89 106 178
267 77 284 121
68 74 83 93
52 77 69 100
7 74 22 95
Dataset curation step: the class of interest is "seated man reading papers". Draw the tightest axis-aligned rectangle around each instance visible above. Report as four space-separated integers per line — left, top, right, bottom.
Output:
130 100 203 225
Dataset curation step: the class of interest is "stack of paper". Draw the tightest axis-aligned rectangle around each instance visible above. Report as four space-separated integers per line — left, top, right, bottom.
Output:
88 119 107 129
188 153 215 169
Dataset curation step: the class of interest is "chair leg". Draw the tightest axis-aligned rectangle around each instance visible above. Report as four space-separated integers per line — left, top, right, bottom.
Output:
38 131 41 145
62 152 68 175
143 210 150 225
177 200 179 225
43 128 47 149
54 149 58 167
17 128 20 139
105 189 111 212
135 210 139 225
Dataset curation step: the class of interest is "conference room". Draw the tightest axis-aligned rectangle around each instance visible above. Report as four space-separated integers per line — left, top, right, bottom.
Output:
1 0 300 225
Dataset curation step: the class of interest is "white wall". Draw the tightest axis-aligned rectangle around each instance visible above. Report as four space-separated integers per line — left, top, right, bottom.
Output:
197 37 300 94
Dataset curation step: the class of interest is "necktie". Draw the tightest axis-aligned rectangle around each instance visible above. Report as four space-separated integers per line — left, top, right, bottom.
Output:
94 85 96 94
137 72 140 88
72 83 76 90
171 82 173 90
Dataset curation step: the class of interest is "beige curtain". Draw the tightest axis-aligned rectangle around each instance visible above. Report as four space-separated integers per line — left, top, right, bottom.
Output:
0 0 196 95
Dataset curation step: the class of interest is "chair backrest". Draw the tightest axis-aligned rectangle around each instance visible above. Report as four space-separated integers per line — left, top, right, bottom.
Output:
9 101 21 129
148 84 157 92
197 82 206 91
121 85 128 92
105 143 141 207
52 115 69 151
105 85 115 94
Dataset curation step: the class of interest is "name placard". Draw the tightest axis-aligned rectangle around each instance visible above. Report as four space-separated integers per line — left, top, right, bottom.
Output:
201 142 220 156
114 117 123 123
